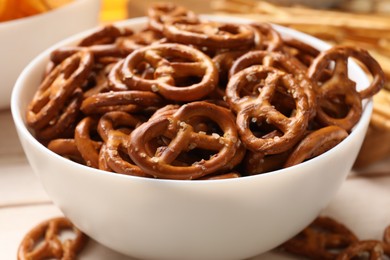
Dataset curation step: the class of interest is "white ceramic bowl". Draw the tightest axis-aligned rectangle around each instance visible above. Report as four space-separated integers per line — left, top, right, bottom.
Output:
0 0 101 109
11 16 372 260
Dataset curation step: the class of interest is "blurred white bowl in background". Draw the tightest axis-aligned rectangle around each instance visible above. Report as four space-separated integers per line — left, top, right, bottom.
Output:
0 0 101 109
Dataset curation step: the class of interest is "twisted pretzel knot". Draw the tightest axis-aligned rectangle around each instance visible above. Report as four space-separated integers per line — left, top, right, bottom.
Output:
281 216 358 260
128 101 241 179
163 18 255 50
97 111 148 177
227 65 310 154
121 43 218 101
27 51 93 131
229 50 316 118
18 217 88 260
250 22 283 51
308 46 386 131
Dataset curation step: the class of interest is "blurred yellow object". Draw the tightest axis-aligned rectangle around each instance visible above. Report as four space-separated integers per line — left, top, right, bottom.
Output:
100 0 128 22
0 0 74 22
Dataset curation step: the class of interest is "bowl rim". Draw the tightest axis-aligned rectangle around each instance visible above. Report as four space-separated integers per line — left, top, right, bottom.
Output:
11 15 374 184
0 0 98 27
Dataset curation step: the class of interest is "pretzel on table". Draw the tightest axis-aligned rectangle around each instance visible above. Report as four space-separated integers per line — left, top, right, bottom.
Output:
17 217 88 260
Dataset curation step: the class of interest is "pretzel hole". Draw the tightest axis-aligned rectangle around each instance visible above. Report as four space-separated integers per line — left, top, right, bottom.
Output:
217 24 241 36
271 91 296 118
133 62 155 79
249 118 282 139
174 76 203 87
320 95 350 119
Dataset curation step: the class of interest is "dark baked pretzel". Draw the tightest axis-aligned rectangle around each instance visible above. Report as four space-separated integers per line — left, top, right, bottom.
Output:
34 88 82 141
336 240 390 260
229 50 316 118
282 36 321 67
284 125 348 167
281 216 358 260
128 101 241 180
17 217 88 260
162 18 255 50
121 43 218 101
97 111 148 177
308 46 386 131
250 23 283 51
309 45 385 100
75 117 101 168
80 90 164 115
227 65 310 154
147 2 199 33
26 51 93 130
229 50 307 77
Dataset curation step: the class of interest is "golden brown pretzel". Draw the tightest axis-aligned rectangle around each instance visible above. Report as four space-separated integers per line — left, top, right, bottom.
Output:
26 51 93 131
250 22 283 51
284 125 349 167
228 50 316 118
147 2 199 33
227 65 310 154
162 18 255 50
121 43 218 101
34 88 82 141
75 117 101 169
80 90 164 115
309 45 385 100
308 46 385 131
282 36 321 67
17 217 88 260
97 112 148 177
281 216 359 260
128 101 241 180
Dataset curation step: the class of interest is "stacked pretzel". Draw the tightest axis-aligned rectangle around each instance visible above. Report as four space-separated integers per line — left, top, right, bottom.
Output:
26 2 385 180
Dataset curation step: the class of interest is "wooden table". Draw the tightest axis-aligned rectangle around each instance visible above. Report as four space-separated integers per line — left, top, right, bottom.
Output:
1 106 390 259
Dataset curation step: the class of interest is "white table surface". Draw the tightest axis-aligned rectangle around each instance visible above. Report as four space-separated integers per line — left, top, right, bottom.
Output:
1 107 390 260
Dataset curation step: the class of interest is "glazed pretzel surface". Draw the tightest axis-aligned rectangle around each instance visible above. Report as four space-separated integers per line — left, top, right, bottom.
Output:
163 18 255 50
308 46 386 131
18 217 88 260
128 101 240 179
121 43 218 101
27 51 93 130
228 65 311 154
